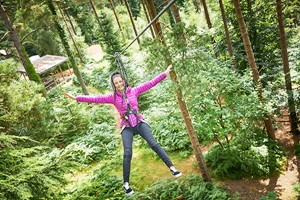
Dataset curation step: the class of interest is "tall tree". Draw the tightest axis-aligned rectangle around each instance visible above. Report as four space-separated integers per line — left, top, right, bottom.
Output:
89 0 101 28
232 0 275 139
200 0 218 58
109 0 122 32
218 0 237 71
141 0 155 38
64 0 94 44
46 0 89 95
167 0 181 23
0 3 42 84
276 0 299 134
145 0 164 40
145 0 211 182
97 11 122 67
57 3 84 63
124 0 140 45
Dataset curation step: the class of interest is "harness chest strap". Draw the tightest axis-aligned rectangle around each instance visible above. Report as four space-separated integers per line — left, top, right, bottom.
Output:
120 109 140 127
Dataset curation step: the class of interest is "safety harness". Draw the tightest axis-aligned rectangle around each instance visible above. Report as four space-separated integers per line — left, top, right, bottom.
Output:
120 94 140 129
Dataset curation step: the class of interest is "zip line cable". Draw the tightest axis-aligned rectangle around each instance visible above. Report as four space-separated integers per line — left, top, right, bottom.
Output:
114 0 176 80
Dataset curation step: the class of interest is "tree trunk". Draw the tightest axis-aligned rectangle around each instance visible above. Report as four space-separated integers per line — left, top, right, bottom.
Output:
89 0 101 28
124 0 140 45
169 70 211 182
148 0 211 181
276 0 299 134
201 0 212 28
0 4 42 84
167 0 181 23
193 0 200 13
145 0 164 41
142 0 155 39
218 0 237 71
46 0 89 95
57 3 84 63
200 0 218 58
232 0 275 139
65 9 77 35
109 0 122 31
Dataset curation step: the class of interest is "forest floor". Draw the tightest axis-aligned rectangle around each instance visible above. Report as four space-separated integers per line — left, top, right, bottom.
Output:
220 120 300 200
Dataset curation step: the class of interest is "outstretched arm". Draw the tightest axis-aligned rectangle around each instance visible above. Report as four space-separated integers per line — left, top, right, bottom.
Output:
64 92 114 104
134 64 172 95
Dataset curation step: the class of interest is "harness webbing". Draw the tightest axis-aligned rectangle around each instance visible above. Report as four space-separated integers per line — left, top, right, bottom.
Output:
121 96 139 129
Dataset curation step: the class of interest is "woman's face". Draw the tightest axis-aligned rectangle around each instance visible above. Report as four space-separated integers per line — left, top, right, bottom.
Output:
113 76 125 92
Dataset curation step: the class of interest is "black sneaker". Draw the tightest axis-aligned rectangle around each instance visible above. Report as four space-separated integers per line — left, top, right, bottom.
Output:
171 169 182 178
124 186 134 196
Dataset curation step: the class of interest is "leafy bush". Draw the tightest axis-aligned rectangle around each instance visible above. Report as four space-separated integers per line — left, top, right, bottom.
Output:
205 132 286 179
132 174 235 200
294 144 300 159
259 192 281 200
63 164 124 200
293 183 300 200
59 123 120 165
0 137 67 200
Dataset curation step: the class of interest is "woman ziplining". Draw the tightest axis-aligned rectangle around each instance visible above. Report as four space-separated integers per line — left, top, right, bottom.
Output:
64 0 181 196
64 64 182 196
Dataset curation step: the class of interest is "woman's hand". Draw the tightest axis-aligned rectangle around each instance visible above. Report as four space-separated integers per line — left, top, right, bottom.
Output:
64 92 76 100
166 64 173 75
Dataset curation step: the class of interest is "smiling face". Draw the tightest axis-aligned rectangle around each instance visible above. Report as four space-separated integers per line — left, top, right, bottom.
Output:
113 76 125 93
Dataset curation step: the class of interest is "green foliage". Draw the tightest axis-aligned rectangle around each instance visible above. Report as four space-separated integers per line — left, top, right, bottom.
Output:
66 1 96 44
1 80 50 140
259 192 281 200
294 143 300 159
128 0 140 20
293 183 300 200
0 59 19 85
63 164 124 200
144 23 273 148
96 11 122 66
0 142 67 200
205 132 286 180
132 174 235 200
143 101 191 152
59 123 119 165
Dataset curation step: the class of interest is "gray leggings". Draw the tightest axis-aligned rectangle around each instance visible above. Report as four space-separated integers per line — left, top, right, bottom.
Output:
121 122 173 183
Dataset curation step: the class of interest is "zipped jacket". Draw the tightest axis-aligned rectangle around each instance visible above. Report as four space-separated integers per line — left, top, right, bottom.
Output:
76 72 167 129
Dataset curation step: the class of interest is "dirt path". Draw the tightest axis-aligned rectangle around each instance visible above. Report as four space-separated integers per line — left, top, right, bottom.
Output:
221 121 300 200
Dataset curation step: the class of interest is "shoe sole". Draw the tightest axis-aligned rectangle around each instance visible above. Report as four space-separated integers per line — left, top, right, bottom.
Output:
125 190 134 196
174 172 182 178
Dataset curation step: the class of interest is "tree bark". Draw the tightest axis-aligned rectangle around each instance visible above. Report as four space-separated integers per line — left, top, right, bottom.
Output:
148 0 211 182
57 3 84 63
200 0 218 58
232 0 275 139
0 3 42 84
276 0 299 134
46 0 89 95
89 0 101 28
109 0 122 31
145 0 164 41
169 70 211 182
65 9 77 35
167 0 181 23
142 0 155 39
124 0 140 45
218 0 237 71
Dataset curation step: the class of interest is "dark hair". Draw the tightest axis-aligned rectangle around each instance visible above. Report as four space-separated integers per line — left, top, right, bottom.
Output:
110 71 129 99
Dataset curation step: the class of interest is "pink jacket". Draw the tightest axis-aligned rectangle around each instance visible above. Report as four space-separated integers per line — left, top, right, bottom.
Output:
76 72 167 129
